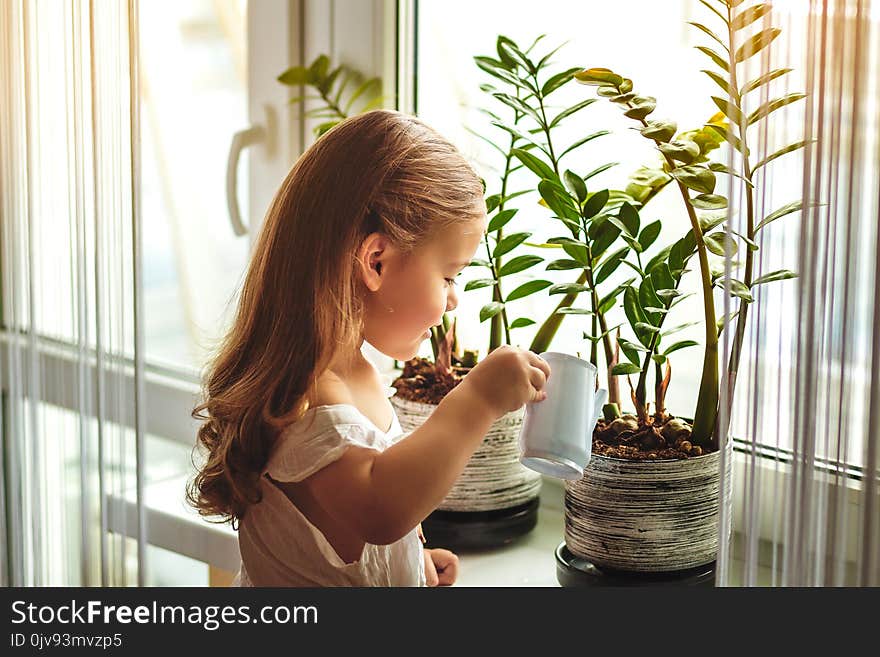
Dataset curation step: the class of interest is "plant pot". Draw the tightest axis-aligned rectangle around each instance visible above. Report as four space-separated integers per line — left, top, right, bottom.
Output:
558 437 733 582
390 395 542 549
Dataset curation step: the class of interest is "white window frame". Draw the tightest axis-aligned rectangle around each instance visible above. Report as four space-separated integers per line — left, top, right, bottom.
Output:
3 0 864 580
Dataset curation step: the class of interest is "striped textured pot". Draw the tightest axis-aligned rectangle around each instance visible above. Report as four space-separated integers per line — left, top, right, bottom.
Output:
390 395 542 512
563 438 733 572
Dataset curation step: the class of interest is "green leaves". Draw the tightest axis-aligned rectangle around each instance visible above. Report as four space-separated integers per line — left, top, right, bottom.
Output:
746 93 806 126
549 283 590 295
612 362 642 376
735 28 781 63
498 255 543 277
671 165 717 194
663 340 699 356
752 139 812 171
751 269 797 286
640 120 678 142
480 302 505 323
513 148 555 181
465 278 496 292
574 68 623 86
506 279 553 301
691 193 728 210
705 232 738 257
487 208 518 233
755 200 805 231
492 232 531 258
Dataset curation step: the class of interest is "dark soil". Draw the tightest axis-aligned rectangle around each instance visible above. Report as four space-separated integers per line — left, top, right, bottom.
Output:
392 357 717 460
391 357 468 404
592 412 715 460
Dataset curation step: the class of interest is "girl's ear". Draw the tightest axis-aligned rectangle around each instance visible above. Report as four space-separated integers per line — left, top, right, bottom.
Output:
357 232 389 292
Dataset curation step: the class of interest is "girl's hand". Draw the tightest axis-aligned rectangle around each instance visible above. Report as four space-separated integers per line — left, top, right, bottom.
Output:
458 346 550 418
423 548 459 586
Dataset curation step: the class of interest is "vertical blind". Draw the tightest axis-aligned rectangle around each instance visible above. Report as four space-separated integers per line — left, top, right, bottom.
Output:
718 0 880 586
0 0 145 586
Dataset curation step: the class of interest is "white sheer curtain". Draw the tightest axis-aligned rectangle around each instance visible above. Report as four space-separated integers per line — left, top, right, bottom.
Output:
719 0 880 586
0 0 146 586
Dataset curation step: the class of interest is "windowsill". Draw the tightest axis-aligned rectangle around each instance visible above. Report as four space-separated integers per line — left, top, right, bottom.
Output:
109 468 857 586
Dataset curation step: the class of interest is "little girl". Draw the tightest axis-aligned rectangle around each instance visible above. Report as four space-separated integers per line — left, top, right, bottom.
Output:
188 109 550 586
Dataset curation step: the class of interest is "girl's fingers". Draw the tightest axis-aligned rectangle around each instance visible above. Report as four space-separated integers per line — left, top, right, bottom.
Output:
423 549 439 587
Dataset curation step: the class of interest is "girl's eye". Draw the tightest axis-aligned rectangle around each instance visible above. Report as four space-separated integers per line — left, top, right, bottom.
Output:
445 278 458 287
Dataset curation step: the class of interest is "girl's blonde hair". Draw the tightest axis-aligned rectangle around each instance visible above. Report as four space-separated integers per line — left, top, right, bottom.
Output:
187 109 486 526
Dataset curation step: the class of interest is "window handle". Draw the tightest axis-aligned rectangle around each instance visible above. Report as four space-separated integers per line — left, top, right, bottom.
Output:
225 124 265 236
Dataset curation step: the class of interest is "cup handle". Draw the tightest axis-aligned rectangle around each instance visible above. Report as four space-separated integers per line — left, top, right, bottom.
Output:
587 388 609 443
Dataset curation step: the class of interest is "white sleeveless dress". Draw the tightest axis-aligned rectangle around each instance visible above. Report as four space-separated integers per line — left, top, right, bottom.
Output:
234 403 427 587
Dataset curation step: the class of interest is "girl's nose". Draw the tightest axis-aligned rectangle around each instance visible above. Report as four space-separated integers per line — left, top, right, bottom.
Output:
446 286 458 312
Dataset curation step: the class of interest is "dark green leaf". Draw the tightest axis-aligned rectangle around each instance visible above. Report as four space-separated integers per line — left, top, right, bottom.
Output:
721 278 753 301
506 279 553 301
747 93 807 126
546 259 584 271
705 231 738 256
493 232 531 258
595 247 628 284
564 170 588 203
465 278 496 291
756 200 805 231
556 307 593 315
510 317 537 329
751 269 797 286
563 242 589 265
549 99 599 129
583 189 610 219
498 254 543 276
717 310 741 336
663 339 699 356
635 322 661 334
513 148 556 181
541 67 581 96
480 302 505 322
662 321 700 337
538 180 580 222
549 283 590 295
752 140 813 171
612 362 643 375
671 165 717 194
469 258 492 268
487 208 519 233
735 28 781 63
619 202 640 236
645 245 673 275
486 194 502 213
558 129 609 159
584 162 619 181
638 220 662 251
691 193 728 210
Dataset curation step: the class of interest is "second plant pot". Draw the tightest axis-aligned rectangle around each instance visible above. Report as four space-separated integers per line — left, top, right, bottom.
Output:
557 437 733 586
390 395 542 550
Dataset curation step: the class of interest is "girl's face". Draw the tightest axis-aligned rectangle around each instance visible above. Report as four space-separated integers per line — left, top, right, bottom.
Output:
360 215 488 361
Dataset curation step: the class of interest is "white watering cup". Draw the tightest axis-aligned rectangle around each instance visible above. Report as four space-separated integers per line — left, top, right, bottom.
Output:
518 351 608 480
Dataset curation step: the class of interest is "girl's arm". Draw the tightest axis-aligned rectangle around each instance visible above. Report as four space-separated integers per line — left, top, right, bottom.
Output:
303 346 548 545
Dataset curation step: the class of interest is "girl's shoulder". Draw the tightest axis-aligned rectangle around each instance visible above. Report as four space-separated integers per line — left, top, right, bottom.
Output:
264 404 402 483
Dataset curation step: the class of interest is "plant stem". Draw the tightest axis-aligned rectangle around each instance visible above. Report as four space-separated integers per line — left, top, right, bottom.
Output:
718 3 756 446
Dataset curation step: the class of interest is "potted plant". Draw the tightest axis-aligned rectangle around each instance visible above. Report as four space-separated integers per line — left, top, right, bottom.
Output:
546 0 806 584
